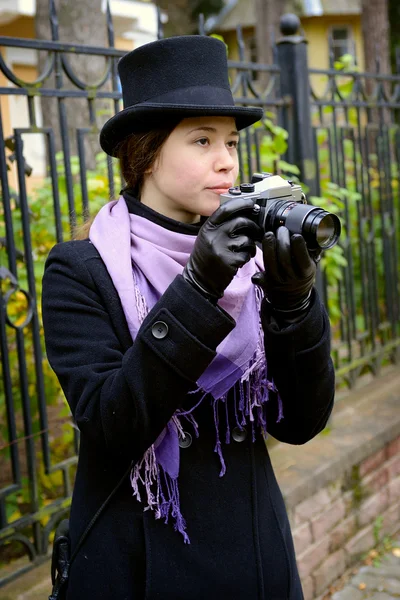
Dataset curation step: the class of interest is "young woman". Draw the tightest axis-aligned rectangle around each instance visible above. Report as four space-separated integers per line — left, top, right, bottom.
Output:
42 35 335 600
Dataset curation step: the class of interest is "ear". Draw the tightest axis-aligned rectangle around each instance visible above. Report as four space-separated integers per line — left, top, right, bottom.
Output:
149 154 161 174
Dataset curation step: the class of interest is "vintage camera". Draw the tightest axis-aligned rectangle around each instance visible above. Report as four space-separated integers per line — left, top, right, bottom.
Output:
220 173 341 251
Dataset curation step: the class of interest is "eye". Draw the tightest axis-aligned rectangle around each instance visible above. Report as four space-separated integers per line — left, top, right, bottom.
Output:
227 140 239 149
196 137 209 147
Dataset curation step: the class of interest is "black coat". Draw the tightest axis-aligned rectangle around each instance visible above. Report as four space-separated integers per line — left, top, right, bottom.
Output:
42 236 335 600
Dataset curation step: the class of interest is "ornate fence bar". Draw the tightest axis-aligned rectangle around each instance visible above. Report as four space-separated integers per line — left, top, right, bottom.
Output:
0 2 399 586
308 57 400 387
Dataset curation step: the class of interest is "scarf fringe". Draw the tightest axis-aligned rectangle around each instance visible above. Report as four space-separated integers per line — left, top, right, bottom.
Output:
132 269 149 324
130 361 283 543
130 444 190 544
129 262 283 543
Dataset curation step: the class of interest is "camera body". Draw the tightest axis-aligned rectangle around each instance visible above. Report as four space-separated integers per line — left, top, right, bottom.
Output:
220 173 341 251
220 172 305 207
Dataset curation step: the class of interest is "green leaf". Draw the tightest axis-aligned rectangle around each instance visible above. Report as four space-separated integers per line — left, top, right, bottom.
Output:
273 136 288 155
333 253 348 267
325 266 343 282
277 161 301 175
87 178 107 192
271 125 288 139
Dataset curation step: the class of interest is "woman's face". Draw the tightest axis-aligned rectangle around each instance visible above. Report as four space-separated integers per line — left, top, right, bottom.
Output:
140 116 240 223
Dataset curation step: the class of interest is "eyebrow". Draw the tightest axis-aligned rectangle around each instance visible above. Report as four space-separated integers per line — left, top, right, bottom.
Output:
187 126 240 137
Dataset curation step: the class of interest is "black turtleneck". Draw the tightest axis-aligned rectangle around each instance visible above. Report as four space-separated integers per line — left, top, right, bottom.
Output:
122 189 205 235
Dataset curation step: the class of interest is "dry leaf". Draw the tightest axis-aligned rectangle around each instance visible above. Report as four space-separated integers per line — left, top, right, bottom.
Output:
392 548 400 557
358 583 367 590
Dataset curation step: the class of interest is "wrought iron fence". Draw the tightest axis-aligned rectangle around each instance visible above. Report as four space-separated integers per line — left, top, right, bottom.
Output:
308 56 400 387
0 1 399 586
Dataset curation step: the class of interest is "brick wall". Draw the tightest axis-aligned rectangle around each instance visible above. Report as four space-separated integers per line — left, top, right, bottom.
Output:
289 435 400 600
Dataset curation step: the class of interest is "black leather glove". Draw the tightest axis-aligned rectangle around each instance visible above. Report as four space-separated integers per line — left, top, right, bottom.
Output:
252 226 320 323
182 197 263 302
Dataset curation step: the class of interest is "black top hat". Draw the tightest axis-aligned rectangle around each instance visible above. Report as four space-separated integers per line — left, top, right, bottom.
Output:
100 35 263 157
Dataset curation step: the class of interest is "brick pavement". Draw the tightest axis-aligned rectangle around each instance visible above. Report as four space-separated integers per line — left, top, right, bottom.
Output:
0 558 51 600
331 538 400 600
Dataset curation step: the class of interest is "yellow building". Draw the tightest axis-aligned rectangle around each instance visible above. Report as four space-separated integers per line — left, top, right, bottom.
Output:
205 0 364 71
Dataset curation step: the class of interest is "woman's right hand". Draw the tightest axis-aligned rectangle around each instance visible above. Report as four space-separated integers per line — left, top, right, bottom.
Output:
182 197 262 301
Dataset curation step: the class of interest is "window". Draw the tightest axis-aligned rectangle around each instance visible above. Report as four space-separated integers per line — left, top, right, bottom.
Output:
330 26 355 63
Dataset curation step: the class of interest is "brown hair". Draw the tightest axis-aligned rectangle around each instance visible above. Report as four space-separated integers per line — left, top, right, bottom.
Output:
73 121 179 240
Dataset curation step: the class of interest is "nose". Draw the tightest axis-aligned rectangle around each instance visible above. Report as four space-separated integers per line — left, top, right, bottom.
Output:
214 144 236 173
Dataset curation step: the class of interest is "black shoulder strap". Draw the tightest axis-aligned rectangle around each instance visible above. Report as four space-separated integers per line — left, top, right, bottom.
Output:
70 461 133 566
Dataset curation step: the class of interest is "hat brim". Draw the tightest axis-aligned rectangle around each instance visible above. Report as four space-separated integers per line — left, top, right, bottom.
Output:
100 103 264 157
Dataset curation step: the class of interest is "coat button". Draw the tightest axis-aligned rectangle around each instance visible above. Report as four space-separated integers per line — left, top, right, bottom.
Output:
232 426 247 442
178 432 192 448
151 321 169 339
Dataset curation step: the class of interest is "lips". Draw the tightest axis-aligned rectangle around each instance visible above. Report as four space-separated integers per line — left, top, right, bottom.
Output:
207 184 232 194
209 183 232 189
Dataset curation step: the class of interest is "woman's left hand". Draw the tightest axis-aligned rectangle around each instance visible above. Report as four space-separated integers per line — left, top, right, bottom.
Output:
251 226 320 316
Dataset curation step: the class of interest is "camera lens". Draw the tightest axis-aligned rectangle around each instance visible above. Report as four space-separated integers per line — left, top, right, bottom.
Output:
315 214 339 248
305 210 341 249
263 201 341 250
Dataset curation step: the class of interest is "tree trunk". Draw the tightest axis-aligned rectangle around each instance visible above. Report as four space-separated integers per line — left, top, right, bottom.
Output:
388 0 399 74
254 0 286 66
35 0 110 168
361 0 391 75
254 0 286 90
156 0 193 36
156 0 224 36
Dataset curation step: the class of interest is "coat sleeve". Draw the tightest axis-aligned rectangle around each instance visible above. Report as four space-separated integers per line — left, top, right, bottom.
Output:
41 242 235 460
261 288 335 445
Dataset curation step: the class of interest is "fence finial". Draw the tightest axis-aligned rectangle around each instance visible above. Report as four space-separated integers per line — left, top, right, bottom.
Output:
106 0 115 48
198 13 206 36
157 6 164 40
277 14 305 45
49 0 59 42
236 24 245 61
279 14 300 37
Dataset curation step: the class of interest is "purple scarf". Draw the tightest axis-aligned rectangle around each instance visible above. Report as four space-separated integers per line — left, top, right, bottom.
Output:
89 197 282 542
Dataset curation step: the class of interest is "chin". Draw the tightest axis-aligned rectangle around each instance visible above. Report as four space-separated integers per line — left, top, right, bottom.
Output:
199 199 221 217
